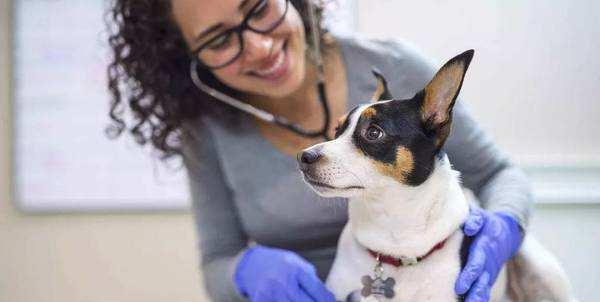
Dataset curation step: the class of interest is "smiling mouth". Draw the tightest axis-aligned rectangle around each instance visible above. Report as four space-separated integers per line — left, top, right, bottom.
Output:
303 175 364 190
249 40 289 80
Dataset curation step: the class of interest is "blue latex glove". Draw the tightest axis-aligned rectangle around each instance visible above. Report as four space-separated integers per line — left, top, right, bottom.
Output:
234 245 337 302
455 207 524 302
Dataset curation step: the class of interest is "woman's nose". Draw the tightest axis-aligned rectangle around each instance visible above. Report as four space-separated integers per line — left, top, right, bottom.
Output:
242 31 274 61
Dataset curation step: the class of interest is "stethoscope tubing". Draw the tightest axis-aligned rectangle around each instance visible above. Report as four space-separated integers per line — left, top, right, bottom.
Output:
189 61 332 140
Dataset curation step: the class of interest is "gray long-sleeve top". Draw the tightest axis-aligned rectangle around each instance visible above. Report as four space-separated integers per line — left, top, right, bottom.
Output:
180 35 533 302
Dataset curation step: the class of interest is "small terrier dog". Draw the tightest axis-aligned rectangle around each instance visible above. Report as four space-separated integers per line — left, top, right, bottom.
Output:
298 50 576 301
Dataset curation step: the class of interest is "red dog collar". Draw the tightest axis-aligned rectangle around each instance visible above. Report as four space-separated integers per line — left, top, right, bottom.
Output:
367 240 447 267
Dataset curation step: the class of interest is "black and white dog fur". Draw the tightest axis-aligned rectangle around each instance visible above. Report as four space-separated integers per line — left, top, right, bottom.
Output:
297 50 576 301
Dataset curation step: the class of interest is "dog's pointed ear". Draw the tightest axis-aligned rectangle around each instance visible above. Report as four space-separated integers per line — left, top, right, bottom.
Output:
370 69 392 102
420 49 474 149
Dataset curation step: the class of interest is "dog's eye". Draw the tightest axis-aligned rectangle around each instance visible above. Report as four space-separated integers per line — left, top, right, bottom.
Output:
364 125 384 141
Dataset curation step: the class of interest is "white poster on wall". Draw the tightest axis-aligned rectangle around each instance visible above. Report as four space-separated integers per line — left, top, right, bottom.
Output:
13 0 189 212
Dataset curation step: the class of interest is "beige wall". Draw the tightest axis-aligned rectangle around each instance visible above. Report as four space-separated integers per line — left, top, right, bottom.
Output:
1 0 598 301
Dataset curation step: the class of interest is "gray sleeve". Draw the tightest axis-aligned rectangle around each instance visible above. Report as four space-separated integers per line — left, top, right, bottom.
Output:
444 101 533 229
181 117 250 302
381 38 534 229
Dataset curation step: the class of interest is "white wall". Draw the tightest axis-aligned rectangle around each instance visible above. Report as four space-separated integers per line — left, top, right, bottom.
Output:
527 204 600 301
357 0 600 165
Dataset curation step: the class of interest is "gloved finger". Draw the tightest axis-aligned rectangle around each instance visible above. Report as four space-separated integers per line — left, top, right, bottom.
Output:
286 282 317 302
284 269 316 302
463 207 485 236
271 285 294 302
297 268 336 302
465 271 491 302
252 281 293 302
455 247 487 295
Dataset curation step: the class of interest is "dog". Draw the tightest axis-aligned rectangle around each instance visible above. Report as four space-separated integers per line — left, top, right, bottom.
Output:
297 50 576 301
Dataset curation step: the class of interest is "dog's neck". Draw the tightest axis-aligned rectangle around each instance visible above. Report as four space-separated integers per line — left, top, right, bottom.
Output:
348 154 469 258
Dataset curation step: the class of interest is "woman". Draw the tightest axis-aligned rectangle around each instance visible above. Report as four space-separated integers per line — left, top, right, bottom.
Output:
105 0 531 301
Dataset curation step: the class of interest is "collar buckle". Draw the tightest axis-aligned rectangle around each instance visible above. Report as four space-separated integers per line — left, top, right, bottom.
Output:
399 255 418 266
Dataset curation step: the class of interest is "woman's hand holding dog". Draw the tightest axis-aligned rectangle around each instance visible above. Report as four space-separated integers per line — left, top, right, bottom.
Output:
234 245 337 302
455 207 524 302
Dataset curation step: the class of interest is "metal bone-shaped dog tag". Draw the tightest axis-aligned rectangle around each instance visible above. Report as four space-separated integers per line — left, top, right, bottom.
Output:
360 255 396 299
361 275 395 298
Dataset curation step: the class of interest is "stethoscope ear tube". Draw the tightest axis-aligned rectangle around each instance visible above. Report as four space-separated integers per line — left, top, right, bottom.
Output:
272 110 330 140
190 60 277 123
272 81 331 140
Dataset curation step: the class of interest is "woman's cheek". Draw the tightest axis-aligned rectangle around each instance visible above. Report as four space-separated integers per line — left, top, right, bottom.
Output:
212 62 247 90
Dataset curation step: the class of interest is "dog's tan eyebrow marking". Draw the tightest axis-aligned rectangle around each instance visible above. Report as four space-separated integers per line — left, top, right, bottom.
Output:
361 107 377 119
370 146 414 183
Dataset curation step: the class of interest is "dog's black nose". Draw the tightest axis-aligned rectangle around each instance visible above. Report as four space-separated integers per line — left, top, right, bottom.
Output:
298 149 323 165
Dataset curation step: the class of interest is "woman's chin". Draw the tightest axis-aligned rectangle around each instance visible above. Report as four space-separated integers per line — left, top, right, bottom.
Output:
259 76 303 98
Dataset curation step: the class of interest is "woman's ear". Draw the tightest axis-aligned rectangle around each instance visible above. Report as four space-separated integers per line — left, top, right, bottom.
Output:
370 69 392 102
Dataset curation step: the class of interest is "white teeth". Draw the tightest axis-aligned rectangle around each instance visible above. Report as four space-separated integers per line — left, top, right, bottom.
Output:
254 50 285 77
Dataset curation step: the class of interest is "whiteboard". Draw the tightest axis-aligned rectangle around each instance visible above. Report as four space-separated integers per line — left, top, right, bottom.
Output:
12 0 189 212
12 0 357 212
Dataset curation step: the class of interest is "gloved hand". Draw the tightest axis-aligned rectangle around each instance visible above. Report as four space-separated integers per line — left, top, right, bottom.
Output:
455 207 524 302
234 245 337 302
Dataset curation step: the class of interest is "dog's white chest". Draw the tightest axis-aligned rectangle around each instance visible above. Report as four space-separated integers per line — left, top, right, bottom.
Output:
327 225 464 302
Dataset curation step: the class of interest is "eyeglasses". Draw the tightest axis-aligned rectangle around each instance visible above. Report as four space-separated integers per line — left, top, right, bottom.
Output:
191 0 290 70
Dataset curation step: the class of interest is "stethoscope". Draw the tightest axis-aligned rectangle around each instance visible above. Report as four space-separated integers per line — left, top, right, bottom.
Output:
189 0 332 141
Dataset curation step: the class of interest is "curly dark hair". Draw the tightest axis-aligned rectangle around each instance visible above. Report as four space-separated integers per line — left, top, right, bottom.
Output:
105 0 326 160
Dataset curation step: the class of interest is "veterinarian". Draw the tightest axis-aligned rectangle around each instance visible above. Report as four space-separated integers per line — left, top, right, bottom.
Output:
105 1 531 301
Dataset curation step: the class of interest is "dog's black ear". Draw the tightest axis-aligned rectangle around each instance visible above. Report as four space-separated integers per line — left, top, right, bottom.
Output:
420 49 474 149
370 69 392 102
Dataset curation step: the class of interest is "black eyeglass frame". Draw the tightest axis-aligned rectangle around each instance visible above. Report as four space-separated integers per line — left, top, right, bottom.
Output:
190 0 290 70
